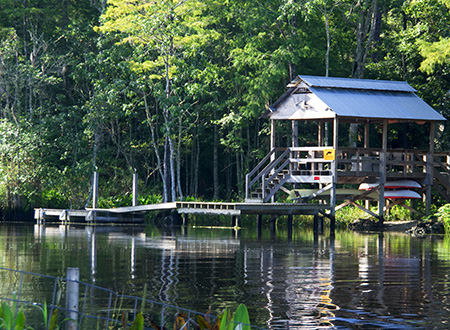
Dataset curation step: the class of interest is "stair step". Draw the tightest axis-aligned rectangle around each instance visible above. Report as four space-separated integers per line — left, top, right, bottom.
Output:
246 198 263 203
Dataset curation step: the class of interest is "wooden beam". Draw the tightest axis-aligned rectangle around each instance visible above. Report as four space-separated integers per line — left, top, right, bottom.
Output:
318 121 323 147
351 201 379 219
330 117 338 232
292 120 298 147
426 121 436 215
270 120 276 162
364 121 369 149
378 119 388 223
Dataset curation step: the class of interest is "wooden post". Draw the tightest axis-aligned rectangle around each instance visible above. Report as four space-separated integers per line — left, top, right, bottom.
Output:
329 117 338 232
92 171 99 209
318 121 323 147
270 120 276 162
270 216 277 235
287 214 293 240
379 119 388 224
132 172 138 207
66 267 79 330
257 215 262 238
426 122 436 215
231 215 241 228
364 121 370 150
292 120 298 147
364 122 370 210
313 210 319 233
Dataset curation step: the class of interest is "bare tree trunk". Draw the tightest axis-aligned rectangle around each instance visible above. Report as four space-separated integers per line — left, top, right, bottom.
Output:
169 134 176 201
325 15 331 77
213 110 219 200
177 117 184 201
351 0 378 79
144 94 167 202
194 132 200 197
164 136 172 202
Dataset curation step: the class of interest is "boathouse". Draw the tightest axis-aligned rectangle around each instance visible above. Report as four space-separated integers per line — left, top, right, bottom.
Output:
245 75 450 224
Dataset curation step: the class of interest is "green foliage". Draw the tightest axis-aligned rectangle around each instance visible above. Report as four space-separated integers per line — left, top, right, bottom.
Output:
435 203 450 234
0 0 449 214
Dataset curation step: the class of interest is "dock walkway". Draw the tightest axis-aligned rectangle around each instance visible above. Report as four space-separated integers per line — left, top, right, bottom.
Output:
34 201 329 224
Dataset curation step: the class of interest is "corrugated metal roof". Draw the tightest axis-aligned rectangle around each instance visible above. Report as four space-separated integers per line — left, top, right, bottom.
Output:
309 87 445 121
267 75 446 122
300 75 417 92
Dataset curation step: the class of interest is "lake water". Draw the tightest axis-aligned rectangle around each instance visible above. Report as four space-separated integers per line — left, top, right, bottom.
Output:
1 223 450 329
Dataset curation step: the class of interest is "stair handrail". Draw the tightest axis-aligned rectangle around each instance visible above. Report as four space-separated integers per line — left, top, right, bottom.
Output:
262 159 291 202
245 148 289 199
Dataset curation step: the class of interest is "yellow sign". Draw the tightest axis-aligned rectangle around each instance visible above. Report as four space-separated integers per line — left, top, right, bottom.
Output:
324 149 335 160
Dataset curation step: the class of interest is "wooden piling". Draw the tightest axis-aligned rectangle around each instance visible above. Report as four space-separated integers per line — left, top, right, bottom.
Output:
287 214 293 240
66 267 79 330
93 171 99 209
132 172 138 207
257 215 262 238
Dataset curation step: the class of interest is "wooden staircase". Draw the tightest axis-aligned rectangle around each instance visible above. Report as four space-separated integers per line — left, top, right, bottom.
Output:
433 154 450 202
245 148 290 203
245 147 334 203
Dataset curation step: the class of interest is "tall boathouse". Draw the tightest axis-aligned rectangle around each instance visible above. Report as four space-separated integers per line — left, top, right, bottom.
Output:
36 75 450 232
245 75 450 229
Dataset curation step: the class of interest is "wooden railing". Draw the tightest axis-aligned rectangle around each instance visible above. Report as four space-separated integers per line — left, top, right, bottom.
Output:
245 147 450 202
337 148 431 176
245 147 335 202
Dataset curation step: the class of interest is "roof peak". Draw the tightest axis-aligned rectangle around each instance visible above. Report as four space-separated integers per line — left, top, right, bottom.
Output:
295 75 417 93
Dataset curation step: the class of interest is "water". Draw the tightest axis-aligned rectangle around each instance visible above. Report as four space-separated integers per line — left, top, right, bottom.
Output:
1 223 450 329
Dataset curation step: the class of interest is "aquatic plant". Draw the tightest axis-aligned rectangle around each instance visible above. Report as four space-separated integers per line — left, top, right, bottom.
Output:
0 301 26 330
147 303 251 330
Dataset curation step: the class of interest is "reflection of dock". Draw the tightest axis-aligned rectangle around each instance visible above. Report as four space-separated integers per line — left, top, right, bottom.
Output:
34 201 329 225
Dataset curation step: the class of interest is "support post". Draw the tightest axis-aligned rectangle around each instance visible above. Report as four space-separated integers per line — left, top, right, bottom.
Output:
292 120 299 147
329 117 338 233
426 122 436 215
364 122 370 210
231 216 241 228
66 267 79 330
270 216 277 235
313 210 319 233
182 214 188 226
378 119 388 224
364 121 370 150
132 172 138 207
287 214 293 240
92 171 99 209
270 120 276 162
257 215 262 238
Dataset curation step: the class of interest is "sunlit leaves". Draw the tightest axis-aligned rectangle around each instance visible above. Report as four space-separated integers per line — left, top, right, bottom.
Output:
418 38 450 73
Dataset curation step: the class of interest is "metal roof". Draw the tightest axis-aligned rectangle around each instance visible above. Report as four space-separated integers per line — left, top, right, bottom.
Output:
268 75 446 122
300 75 417 92
309 87 445 121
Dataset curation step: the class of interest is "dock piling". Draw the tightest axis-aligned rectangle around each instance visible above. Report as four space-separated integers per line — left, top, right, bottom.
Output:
66 267 79 330
92 171 99 209
132 172 138 207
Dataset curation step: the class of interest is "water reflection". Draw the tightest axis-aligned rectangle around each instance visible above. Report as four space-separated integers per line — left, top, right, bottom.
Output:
0 224 448 329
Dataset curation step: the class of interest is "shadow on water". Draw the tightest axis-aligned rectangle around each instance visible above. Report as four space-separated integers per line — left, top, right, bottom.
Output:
1 222 450 329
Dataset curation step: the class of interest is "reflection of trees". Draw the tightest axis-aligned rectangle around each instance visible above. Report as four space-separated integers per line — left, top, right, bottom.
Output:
3 225 450 328
330 232 445 328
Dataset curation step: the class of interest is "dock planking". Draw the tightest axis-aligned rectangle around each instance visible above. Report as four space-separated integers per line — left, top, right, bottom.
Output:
34 201 330 224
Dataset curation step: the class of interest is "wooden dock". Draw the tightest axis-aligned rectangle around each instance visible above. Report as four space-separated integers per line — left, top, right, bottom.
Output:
34 201 329 225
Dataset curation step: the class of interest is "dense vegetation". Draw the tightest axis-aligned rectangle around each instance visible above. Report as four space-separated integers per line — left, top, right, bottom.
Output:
0 0 449 213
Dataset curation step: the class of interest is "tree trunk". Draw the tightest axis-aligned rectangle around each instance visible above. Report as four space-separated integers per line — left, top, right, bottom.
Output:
351 0 378 79
213 110 219 200
144 94 167 202
177 117 184 201
164 135 172 202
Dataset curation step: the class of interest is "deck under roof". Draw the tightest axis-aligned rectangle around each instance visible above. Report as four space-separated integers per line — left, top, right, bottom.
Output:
268 75 446 122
